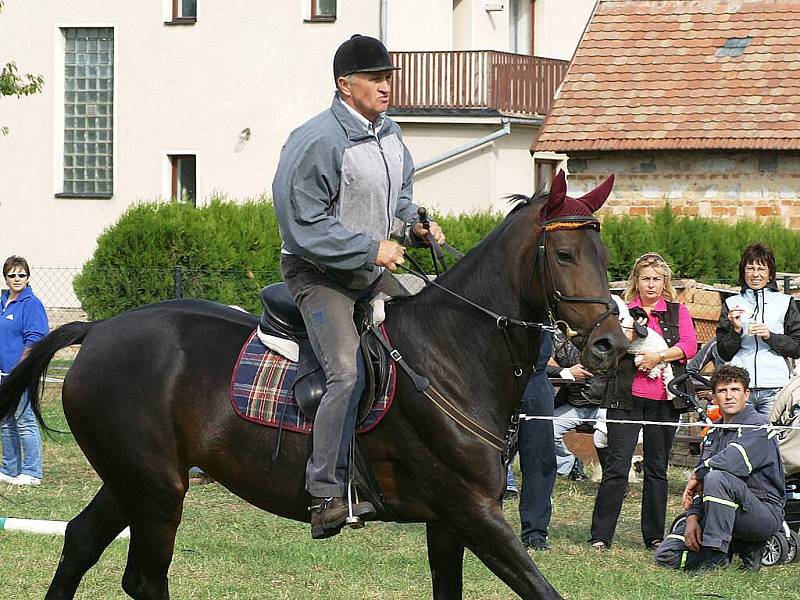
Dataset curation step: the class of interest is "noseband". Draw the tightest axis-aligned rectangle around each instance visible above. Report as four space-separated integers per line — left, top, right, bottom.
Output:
537 216 619 346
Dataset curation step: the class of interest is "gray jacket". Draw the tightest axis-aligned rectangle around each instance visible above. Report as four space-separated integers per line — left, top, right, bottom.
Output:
272 95 418 289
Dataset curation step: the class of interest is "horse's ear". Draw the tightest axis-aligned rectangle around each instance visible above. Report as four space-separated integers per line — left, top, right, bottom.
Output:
546 170 567 214
576 174 615 213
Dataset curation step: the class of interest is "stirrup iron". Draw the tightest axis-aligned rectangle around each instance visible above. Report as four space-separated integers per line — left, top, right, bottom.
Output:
345 437 364 529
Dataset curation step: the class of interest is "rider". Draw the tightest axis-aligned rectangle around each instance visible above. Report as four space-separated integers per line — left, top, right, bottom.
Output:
272 34 445 540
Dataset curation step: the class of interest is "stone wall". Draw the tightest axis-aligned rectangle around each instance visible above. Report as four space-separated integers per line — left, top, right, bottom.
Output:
564 150 800 229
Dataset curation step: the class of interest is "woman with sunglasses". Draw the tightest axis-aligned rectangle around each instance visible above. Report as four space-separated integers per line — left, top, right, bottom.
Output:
0 255 49 486
589 253 697 550
716 242 800 416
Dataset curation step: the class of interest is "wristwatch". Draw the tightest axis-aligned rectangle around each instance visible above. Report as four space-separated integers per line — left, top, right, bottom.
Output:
658 350 667 361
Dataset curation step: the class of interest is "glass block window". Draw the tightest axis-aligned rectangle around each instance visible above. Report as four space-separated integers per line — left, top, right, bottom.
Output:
311 0 336 20
63 27 114 195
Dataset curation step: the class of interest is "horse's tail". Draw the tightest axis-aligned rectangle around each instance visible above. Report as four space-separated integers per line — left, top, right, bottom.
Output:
0 320 97 431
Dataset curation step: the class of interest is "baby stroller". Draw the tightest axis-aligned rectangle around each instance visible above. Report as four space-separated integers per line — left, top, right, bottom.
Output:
668 372 800 567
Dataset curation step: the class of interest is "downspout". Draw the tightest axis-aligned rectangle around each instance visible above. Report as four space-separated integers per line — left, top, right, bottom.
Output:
415 120 512 173
380 0 388 45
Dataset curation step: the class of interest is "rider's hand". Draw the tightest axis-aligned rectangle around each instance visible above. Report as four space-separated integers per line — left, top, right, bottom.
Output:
684 515 703 552
376 240 406 272
412 221 446 246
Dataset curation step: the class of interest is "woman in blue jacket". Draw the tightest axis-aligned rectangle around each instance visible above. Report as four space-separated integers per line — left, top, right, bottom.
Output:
0 256 49 485
716 243 800 416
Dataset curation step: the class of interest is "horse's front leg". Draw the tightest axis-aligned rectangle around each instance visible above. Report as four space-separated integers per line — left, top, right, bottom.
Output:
426 521 465 600
447 498 563 600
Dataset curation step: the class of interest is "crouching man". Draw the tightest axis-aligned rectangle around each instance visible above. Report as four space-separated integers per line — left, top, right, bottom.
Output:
655 364 785 571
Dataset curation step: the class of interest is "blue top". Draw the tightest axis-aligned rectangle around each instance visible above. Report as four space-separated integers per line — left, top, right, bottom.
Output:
0 286 49 374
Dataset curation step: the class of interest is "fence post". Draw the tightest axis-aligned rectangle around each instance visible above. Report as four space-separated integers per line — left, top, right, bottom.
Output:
174 265 183 299
785 274 791 295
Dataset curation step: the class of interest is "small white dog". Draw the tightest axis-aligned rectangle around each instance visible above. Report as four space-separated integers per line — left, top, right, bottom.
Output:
613 296 674 400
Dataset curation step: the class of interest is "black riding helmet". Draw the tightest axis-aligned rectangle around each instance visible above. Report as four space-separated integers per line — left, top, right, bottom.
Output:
333 34 399 81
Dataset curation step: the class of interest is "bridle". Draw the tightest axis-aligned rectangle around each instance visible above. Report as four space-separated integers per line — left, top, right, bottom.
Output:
537 215 620 345
390 211 621 463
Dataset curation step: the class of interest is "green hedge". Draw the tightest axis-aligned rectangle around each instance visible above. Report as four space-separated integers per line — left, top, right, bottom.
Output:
73 199 800 320
601 206 800 284
72 198 501 319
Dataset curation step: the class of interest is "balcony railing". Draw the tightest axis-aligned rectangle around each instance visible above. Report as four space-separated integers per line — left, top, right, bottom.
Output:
389 50 570 117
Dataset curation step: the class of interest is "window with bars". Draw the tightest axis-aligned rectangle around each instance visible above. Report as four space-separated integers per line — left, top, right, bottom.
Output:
59 27 114 197
310 0 336 21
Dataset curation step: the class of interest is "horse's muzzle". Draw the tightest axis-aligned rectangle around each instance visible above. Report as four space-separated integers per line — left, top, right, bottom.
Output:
581 331 629 373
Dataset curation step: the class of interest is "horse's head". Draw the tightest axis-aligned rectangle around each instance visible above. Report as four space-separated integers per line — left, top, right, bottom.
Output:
533 171 628 372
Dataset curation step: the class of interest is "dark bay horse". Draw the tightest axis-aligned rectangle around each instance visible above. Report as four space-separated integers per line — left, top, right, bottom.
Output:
0 174 627 599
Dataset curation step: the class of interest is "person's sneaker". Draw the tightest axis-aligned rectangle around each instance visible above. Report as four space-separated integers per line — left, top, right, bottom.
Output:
0 472 18 484
589 539 609 550
523 538 552 551
568 459 588 482
12 474 41 486
309 497 375 540
685 546 730 572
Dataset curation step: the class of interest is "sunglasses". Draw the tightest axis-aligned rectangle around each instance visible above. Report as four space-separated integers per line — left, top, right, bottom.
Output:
635 253 666 264
5 273 28 279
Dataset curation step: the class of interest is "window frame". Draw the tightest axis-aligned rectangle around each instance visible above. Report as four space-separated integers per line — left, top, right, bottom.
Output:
307 0 336 22
169 154 197 206
165 0 197 25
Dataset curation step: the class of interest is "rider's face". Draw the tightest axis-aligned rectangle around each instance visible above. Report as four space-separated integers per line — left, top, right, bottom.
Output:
337 70 393 122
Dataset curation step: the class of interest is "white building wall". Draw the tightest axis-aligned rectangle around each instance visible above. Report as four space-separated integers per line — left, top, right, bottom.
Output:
534 0 596 60
0 0 591 297
399 121 538 215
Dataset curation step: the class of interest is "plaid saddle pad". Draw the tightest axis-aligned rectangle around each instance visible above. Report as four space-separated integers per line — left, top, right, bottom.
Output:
230 330 397 434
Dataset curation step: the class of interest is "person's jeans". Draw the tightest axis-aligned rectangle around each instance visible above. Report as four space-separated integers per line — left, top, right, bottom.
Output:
518 369 556 543
553 404 600 475
1 391 43 479
748 388 780 417
590 397 678 547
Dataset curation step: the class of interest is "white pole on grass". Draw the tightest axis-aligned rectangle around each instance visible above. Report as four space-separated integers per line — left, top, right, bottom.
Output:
0 517 130 539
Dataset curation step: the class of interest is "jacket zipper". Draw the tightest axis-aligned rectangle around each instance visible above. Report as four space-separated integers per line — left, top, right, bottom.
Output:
374 132 393 239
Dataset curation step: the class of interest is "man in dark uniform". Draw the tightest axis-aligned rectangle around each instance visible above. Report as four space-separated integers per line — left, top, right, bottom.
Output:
655 364 785 571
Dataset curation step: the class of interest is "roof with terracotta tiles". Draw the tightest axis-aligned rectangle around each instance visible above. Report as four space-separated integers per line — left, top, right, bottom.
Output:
533 0 800 152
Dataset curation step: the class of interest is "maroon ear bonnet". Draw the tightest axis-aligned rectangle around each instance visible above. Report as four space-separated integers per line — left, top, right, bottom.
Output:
542 171 615 221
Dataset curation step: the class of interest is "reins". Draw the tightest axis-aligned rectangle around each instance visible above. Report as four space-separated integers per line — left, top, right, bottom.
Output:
380 211 616 463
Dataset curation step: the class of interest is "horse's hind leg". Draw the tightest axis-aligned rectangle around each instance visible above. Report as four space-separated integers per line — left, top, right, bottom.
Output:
426 521 465 600
45 485 129 600
120 480 187 600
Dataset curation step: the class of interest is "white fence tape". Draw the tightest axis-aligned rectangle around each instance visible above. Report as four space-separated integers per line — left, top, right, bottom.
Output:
519 414 800 431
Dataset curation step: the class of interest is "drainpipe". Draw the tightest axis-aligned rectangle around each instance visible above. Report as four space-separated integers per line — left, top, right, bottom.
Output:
415 120 512 173
380 0 388 44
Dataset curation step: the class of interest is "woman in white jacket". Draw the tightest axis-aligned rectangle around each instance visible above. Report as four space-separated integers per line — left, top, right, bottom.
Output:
716 242 800 415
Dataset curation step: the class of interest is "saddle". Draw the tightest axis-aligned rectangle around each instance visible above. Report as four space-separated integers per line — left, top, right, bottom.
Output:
258 283 391 424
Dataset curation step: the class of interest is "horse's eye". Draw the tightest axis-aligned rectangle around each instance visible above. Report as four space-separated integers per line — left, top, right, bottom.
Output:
556 250 574 263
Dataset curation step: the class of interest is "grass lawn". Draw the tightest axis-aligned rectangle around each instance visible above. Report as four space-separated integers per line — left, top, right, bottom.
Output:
0 387 797 599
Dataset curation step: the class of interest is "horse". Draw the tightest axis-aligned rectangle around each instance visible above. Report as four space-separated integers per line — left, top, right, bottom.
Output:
0 172 627 600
